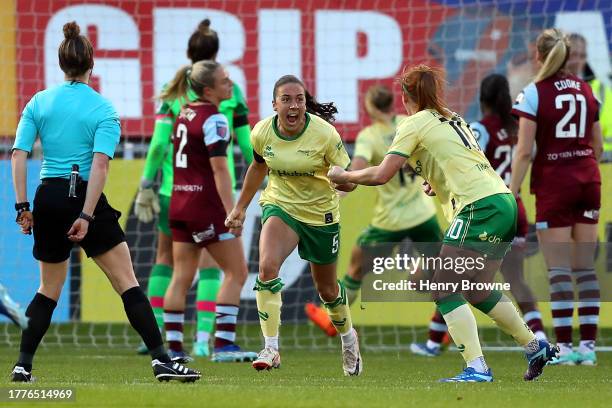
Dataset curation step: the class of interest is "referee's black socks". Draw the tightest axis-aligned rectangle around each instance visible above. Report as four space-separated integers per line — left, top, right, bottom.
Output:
121 286 170 363
18 292 57 371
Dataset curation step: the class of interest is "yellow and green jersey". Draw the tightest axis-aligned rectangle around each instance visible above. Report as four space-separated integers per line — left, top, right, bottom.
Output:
354 115 436 231
142 83 251 196
251 113 351 226
388 109 509 221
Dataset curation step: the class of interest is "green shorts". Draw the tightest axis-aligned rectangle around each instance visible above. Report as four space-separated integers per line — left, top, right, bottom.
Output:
261 205 340 265
442 193 517 259
357 215 443 257
157 194 171 236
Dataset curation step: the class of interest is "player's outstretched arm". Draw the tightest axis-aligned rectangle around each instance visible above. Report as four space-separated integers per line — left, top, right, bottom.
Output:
510 117 537 197
328 153 405 186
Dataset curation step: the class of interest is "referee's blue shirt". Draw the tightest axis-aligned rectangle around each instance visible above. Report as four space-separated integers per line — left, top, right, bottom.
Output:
13 81 120 180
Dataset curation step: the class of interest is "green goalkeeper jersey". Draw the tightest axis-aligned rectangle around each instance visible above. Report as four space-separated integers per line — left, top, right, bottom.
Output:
141 82 253 197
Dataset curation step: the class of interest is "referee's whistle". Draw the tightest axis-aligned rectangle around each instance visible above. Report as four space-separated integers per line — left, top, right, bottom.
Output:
68 164 79 198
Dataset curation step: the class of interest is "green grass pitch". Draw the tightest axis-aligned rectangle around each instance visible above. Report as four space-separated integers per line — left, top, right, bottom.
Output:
0 328 610 408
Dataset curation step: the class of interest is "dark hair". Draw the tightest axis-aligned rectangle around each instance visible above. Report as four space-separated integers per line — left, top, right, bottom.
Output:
187 19 219 63
365 85 394 112
159 60 221 102
479 74 517 139
399 64 448 116
272 75 338 123
58 21 94 78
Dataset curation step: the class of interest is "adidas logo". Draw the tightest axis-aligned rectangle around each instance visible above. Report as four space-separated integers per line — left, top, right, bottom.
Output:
258 311 269 321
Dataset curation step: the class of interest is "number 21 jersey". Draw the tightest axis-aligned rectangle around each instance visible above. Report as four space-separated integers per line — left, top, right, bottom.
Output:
512 73 600 193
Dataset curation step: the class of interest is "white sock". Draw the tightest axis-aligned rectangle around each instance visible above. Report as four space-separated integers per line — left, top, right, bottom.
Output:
467 356 488 373
426 340 441 350
340 329 357 347
557 342 573 355
196 331 210 344
265 336 279 350
579 340 595 354
534 330 547 341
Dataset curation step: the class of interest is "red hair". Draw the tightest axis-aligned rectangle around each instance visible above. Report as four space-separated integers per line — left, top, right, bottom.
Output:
399 64 448 116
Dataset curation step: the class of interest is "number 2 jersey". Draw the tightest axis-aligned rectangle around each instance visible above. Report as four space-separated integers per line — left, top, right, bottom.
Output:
511 73 600 194
169 102 230 222
388 109 509 222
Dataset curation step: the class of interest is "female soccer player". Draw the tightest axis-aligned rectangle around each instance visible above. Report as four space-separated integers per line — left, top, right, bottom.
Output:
412 74 547 357
159 60 254 363
328 64 557 382
511 29 603 366
305 85 441 337
134 19 253 359
10 21 199 383
225 75 362 376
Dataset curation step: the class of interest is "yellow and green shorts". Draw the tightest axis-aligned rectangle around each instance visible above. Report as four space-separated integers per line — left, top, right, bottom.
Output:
442 193 517 259
262 205 340 265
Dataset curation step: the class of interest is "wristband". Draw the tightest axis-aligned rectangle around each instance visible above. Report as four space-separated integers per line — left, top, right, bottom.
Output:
79 212 95 223
15 201 31 222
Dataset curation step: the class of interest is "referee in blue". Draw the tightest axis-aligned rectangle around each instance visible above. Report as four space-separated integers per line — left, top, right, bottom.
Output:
10 21 200 383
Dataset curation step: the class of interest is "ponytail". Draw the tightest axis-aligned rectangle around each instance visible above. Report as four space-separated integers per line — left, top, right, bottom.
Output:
534 28 570 83
399 64 448 117
159 60 221 102
479 74 517 140
159 65 191 102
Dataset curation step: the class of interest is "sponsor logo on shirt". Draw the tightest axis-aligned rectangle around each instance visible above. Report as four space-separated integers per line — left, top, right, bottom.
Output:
335 141 343 150
179 107 197 121
275 170 315 177
297 149 315 156
325 212 333 224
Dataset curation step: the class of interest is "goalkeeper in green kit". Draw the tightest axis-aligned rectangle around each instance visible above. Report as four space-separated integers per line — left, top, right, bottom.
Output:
134 19 254 360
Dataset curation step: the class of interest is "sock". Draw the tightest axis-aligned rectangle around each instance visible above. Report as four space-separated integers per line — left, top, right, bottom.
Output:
436 294 483 364
322 281 353 336
147 264 172 330
254 277 283 341
475 291 535 347
17 293 57 371
578 340 595 354
549 267 574 344
558 342 573 355
163 310 184 353
342 275 362 306
521 308 545 338
121 286 168 361
340 328 357 347
428 310 447 347
467 356 489 372
265 336 279 350
196 268 222 344
214 304 238 349
574 269 600 342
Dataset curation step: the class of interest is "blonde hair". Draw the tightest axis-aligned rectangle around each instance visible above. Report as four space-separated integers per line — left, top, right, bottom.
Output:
534 28 570 82
159 60 220 102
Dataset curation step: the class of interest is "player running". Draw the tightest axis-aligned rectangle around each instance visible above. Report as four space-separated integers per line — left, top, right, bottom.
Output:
134 19 254 360
225 75 363 376
159 60 256 364
0 283 28 329
305 85 442 337
510 29 603 366
329 64 558 382
411 74 547 357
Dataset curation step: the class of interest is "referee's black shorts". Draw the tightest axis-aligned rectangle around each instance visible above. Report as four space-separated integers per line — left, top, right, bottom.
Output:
32 178 126 263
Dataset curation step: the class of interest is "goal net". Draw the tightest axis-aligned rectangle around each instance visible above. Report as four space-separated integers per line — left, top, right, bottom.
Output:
1 0 611 351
